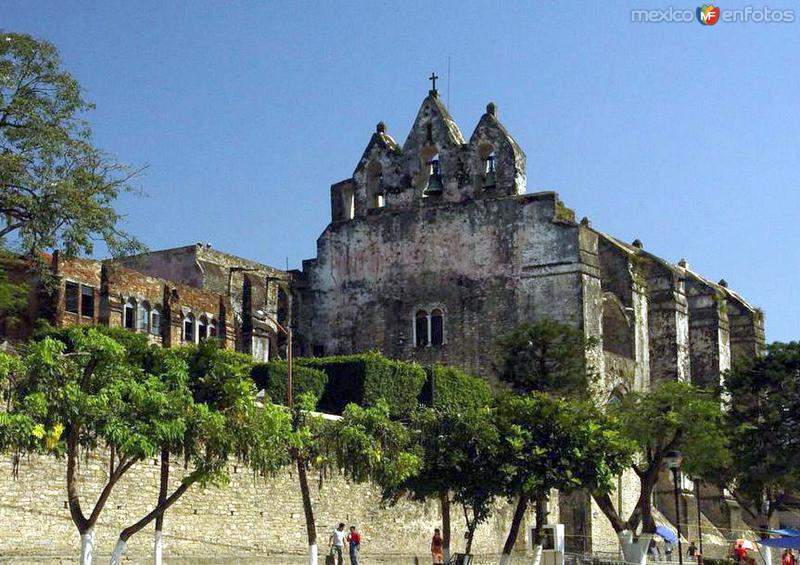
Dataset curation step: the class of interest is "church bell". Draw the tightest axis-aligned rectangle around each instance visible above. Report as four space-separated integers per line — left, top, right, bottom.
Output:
483 154 497 189
425 158 444 195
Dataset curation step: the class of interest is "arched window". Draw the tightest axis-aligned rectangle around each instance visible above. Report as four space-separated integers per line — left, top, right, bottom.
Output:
415 310 429 347
198 315 208 341
367 161 385 209
431 309 444 346
208 319 217 338
123 299 136 330
150 307 161 336
137 301 149 332
183 313 195 343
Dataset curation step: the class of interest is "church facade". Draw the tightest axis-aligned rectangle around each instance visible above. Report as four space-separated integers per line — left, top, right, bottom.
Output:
1 86 765 554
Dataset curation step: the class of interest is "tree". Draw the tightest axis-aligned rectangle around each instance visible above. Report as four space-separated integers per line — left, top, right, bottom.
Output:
0 252 27 336
0 327 182 564
706 343 800 562
108 341 293 565
493 320 596 398
385 405 504 559
592 381 726 565
495 393 633 565
326 400 421 490
1 32 143 258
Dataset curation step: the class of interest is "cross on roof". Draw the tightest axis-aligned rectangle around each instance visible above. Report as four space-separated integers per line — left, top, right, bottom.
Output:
429 72 439 92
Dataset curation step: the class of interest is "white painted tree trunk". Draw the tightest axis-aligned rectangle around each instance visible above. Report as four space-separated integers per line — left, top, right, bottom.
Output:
618 531 652 565
531 544 543 565
153 531 163 565
80 529 95 565
762 544 772 565
444 548 451 564
500 553 512 565
109 539 126 565
308 542 317 565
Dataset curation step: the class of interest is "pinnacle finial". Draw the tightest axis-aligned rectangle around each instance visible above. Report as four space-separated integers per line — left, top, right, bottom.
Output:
718 278 728 288
486 102 496 116
428 72 439 96
632 239 643 249
376 121 386 133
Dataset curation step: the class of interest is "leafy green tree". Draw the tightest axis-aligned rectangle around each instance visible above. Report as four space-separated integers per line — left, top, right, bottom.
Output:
326 400 421 489
0 32 142 258
386 405 504 558
706 343 800 546
592 381 726 565
0 327 182 565
108 341 293 565
493 320 596 398
495 393 633 565
0 252 27 336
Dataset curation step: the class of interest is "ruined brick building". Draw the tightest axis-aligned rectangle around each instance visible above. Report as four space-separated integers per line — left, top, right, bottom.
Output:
0 85 766 555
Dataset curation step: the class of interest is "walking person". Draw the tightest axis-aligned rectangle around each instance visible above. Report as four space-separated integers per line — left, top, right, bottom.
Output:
665 540 674 562
346 525 361 564
650 538 661 561
782 549 796 565
431 528 444 565
688 541 698 558
329 523 347 565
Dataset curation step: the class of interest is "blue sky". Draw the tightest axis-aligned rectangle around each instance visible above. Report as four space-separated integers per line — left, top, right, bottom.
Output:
4 1 798 342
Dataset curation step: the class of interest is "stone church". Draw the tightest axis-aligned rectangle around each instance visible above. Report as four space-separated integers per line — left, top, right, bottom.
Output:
0 84 765 557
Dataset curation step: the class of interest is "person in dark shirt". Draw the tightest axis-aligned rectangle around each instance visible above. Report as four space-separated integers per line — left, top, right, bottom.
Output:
346 525 361 565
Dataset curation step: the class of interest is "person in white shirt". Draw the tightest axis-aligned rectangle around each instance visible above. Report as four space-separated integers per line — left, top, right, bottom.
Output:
329 522 346 565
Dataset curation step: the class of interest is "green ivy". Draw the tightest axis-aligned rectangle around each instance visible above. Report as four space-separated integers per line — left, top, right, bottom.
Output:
419 364 493 411
298 352 426 416
251 361 328 407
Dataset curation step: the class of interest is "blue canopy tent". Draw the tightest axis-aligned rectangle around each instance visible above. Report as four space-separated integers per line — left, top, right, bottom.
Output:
771 529 800 537
655 526 678 543
759 537 800 549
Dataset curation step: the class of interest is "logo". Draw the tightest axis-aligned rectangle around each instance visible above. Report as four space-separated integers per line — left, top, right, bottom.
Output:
697 4 721 25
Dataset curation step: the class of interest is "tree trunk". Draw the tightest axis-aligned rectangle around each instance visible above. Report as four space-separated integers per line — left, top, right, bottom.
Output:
441 490 451 564
297 456 317 564
153 531 164 565
500 494 529 563
618 530 652 565
109 539 126 565
80 528 95 565
153 448 169 565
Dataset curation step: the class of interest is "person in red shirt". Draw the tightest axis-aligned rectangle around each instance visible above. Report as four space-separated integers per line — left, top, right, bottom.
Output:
782 549 796 565
734 544 747 563
346 525 361 565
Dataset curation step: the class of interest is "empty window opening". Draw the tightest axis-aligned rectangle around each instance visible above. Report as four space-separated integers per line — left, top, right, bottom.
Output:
208 321 217 338
415 310 429 347
431 309 444 346
183 314 195 343
123 300 136 330
137 301 150 332
252 336 270 362
80 286 95 318
150 308 161 336
198 315 209 341
65 282 79 314
375 192 385 208
342 187 355 220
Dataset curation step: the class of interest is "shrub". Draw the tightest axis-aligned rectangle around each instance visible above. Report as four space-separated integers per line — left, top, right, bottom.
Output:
251 361 328 406
298 352 426 416
419 364 493 411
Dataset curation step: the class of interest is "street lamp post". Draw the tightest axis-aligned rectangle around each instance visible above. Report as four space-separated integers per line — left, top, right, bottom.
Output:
665 450 684 565
694 478 704 565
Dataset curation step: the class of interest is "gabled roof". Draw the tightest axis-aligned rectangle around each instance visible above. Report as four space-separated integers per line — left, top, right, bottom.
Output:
402 92 465 151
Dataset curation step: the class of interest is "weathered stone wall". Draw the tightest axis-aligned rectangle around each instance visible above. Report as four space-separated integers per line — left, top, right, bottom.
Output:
0 451 526 562
299 191 586 378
